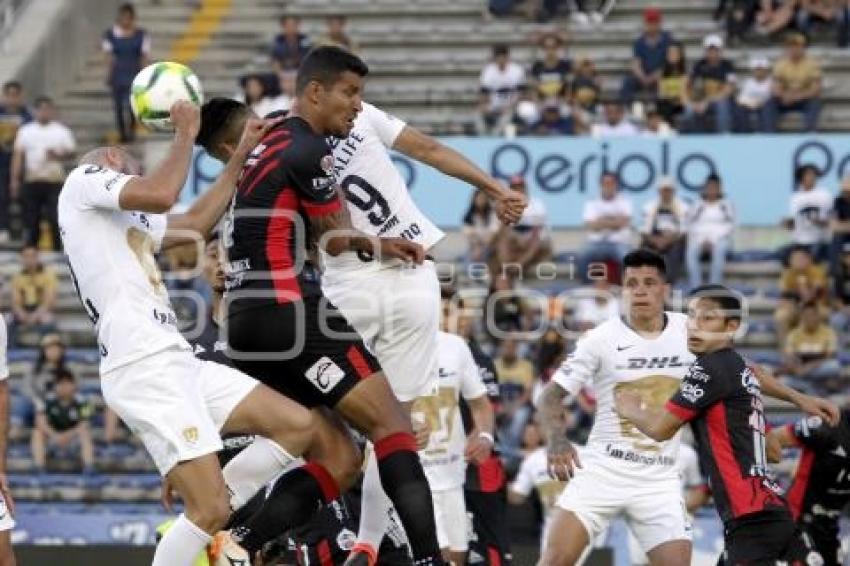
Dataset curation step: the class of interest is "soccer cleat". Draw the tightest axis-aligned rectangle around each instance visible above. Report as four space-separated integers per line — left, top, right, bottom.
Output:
208 531 251 566
343 542 378 566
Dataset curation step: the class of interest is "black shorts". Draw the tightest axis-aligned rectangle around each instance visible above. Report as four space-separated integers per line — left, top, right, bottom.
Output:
465 488 512 565
720 513 823 565
802 522 840 566
227 296 381 408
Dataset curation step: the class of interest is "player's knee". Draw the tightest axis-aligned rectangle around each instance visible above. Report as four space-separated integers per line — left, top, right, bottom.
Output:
332 437 363 491
189 491 231 533
268 404 316 456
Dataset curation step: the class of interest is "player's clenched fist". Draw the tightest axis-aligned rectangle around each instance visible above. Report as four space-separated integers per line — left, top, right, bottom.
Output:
547 436 582 481
169 100 201 138
379 237 425 264
496 190 528 225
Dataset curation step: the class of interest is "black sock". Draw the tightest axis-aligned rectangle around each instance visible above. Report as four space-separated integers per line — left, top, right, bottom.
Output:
230 462 339 554
374 432 443 565
224 488 265 531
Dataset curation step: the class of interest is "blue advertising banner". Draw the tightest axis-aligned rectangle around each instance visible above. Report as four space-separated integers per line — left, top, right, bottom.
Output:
179 135 850 227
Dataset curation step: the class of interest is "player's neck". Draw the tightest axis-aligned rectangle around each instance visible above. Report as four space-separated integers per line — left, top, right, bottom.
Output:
211 293 224 326
287 101 322 135
627 313 665 336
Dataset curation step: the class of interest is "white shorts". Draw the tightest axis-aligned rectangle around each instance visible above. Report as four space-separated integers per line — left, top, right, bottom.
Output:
432 487 468 552
322 260 440 402
0 493 14 532
101 347 258 475
555 463 691 554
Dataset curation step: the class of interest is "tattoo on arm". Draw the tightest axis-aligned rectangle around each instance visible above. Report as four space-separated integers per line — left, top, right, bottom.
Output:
539 382 570 455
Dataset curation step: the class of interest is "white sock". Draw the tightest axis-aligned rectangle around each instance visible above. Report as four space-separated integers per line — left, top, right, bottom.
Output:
223 437 299 510
153 513 211 566
356 444 394 550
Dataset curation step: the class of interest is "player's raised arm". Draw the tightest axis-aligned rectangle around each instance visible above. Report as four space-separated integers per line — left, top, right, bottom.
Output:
392 124 527 224
749 363 840 426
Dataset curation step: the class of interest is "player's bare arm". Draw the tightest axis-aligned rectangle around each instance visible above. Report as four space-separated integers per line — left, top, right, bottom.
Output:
0 381 12 517
614 389 684 442
117 101 200 213
163 116 282 247
749 363 840 426
765 425 797 463
538 381 581 481
392 125 527 224
463 394 494 464
312 207 425 263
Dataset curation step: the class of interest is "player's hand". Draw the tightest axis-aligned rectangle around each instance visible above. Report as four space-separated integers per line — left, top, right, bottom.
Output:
547 436 581 481
796 394 840 427
412 416 431 450
465 433 493 464
160 476 179 513
378 237 425 264
765 430 783 464
235 116 284 158
496 190 528 225
0 473 16 517
170 100 201 139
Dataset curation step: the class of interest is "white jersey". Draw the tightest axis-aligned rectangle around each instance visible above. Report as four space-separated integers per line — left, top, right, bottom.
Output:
323 102 444 274
551 312 694 482
512 446 568 517
677 443 705 492
58 165 189 374
412 331 487 491
0 318 8 381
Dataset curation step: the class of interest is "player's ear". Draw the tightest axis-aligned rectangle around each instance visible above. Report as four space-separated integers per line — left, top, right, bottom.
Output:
726 318 741 334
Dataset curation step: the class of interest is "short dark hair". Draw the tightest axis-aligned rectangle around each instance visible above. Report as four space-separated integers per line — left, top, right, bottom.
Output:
600 170 618 182
279 14 299 25
705 173 721 185
197 97 251 155
789 244 813 257
493 44 509 57
795 164 819 183
118 2 135 17
622 249 667 279
2 81 21 93
295 46 369 96
34 95 53 107
688 284 743 321
54 368 76 384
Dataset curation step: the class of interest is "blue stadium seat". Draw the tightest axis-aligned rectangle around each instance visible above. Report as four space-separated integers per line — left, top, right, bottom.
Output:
747 350 783 367
729 250 778 262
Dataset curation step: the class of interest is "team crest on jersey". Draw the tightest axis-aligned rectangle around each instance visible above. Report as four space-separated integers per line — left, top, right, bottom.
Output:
182 426 199 444
320 154 335 176
740 366 760 394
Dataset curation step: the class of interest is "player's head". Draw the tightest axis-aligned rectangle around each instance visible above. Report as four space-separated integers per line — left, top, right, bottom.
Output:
686 284 742 354
621 249 669 322
196 97 256 162
202 232 226 295
79 146 142 176
295 45 368 137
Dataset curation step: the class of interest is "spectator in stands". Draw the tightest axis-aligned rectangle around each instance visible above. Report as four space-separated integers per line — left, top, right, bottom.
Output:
795 0 842 43
0 317 14 564
762 33 822 133
271 70 296 113
573 278 620 331
832 174 850 270
621 7 674 105
642 105 676 137
318 15 359 53
579 171 634 282
657 41 687 126
734 56 773 132
570 57 601 116
0 81 31 244
21 333 66 423
681 34 735 133
10 96 75 250
755 0 798 35
830 241 850 333
494 337 535 453
774 246 829 347
488 273 524 336
685 173 736 289
493 176 551 276
531 103 575 135
463 189 500 264
239 75 286 119
102 3 150 143
530 33 571 104
640 176 689 282
270 15 311 72
782 164 832 263
30 369 94 474
9 246 57 347
718 0 760 45
591 100 639 137
782 301 841 395
477 45 526 135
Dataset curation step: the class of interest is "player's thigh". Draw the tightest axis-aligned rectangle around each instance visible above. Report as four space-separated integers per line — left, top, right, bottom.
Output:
626 483 692 565
0 530 14 566
101 349 224 476
550 468 620 557
538 508 591 566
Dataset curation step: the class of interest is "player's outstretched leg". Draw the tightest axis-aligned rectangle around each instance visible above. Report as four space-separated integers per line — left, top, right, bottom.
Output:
336 372 443 565
538 509 590 566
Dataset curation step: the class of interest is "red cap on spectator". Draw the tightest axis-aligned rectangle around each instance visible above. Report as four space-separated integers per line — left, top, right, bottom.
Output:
644 7 662 23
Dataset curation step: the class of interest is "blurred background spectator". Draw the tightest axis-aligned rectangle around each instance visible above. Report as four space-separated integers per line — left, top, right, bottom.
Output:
462 189 500 265
570 57 602 119
831 174 850 271
762 33 822 132
640 176 689 283
531 103 576 135
621 7 673 105
21 333 67 426
591 99 638 137
9 246 57 347
782 164 832 262
10 97 75 251
270 15 311 73
478 44 526 135
685 173 736 289
579 171 633 282
755 0 798 36
573 278 620 331
494 337 535 460
681 34 735 133
102 3 150 143
831 241 850 333
656 41 687 126
642 105 676 136
0 81 31 245
735 56 773 132
493 176 551 276
529 33 572 105
781 301 841 395
30 369 94 475
317 15 359 52
774 246 829 347
795 0 843 43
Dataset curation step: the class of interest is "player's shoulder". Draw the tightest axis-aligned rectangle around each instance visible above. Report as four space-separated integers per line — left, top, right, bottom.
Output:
579 316 625 346
665 311 688 328
438 331 468 351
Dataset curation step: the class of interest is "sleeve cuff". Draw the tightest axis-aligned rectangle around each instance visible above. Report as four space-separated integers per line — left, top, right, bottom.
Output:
665 400 698 422
301 197 342 217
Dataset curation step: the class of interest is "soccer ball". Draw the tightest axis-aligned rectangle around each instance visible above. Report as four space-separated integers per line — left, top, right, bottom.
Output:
130 61 204 131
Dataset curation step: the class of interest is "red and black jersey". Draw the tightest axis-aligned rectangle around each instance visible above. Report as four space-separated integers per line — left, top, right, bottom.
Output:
665 348 787 527
785 411 850 529
225 116 342 314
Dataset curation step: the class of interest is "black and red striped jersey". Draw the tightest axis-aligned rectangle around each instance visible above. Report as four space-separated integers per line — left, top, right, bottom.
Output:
224 116 342 314
785 410 850 525
665 348 787 526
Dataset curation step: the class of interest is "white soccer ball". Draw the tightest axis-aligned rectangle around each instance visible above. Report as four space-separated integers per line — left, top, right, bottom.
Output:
130 61 204 132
